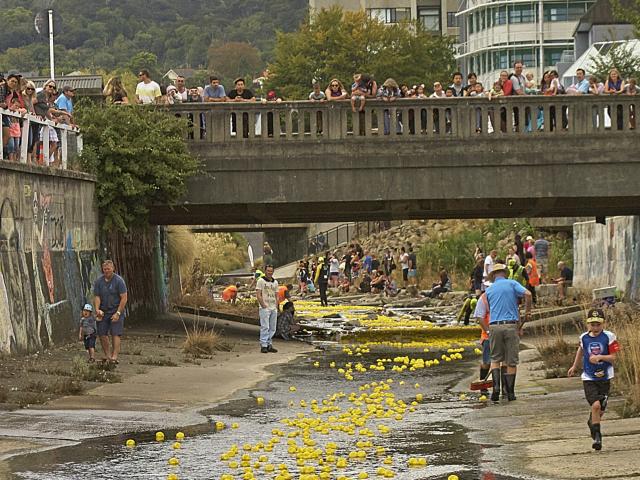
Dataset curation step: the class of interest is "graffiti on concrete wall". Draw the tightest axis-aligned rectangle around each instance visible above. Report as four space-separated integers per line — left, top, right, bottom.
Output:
0 189 98 354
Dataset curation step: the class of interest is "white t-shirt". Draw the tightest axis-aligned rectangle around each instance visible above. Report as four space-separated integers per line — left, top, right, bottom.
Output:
330 258 340 274
483 256 494 279
136 81 161 104
256 277 279 310
400 253 409 270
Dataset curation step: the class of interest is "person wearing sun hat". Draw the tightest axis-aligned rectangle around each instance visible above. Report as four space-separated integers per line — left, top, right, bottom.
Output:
568 308 620 451
485 262 532 402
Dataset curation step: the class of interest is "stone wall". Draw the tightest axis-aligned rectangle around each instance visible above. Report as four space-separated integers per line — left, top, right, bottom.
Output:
0 162 98 354
573 216 639 301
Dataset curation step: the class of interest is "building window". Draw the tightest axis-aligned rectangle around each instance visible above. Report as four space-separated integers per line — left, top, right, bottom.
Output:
544 47 565 66
493 6 507 25
418 7 441 32
492 50 509 70
544 1 592 21
368 8 411 24
447 12 458 28
509 4 535 23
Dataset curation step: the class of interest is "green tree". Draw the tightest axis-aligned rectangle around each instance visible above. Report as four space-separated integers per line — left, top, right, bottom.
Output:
266 6 456 99
76 103 199 232
127 51 161 80
613 0 640 34
590 41 640 80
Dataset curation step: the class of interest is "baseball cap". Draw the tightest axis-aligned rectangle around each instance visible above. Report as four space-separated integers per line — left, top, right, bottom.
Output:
82 303 93 312
586 308 605 323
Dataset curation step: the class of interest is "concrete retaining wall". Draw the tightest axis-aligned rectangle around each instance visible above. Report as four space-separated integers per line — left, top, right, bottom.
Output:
573 216 639 301
0 162 98 354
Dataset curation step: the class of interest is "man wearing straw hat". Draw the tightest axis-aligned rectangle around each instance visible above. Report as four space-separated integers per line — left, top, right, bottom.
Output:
486 263 532 402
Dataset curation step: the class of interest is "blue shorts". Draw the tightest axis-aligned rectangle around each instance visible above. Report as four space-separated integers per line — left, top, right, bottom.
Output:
481 338 491 365
97 313 124 336
408 269 417 278
84 334 96 350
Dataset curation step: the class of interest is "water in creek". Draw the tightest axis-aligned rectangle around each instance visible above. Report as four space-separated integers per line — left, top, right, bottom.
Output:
10 348 531 480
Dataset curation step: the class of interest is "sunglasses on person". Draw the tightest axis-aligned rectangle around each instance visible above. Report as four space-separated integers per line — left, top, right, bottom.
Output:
331 83 339 87
26 88 35 91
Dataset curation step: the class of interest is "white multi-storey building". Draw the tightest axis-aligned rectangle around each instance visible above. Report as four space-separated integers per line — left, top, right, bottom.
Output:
309 0 462 40
456 0 595 86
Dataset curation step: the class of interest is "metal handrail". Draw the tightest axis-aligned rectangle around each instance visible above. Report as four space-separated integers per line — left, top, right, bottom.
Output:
0 109 82 169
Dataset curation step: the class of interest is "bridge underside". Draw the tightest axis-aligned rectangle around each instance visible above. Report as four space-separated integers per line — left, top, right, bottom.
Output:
151 197 638 225
150 133 640 225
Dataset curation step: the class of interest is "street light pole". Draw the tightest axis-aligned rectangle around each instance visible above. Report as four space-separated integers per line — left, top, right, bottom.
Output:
48 9 55 80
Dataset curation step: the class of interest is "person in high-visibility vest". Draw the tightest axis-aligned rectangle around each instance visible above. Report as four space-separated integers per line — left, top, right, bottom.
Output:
524 252 539 304
507 259 528 287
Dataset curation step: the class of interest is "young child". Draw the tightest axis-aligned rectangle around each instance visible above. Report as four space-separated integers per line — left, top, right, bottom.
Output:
524 72 539 95
7 97 25 161
351 74 367 112
308 82 326 101
488 81 504 99
568 309 620 451
78 303 97 363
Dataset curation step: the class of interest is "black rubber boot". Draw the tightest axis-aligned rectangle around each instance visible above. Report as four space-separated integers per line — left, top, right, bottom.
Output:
592 423 602 451
479 366 490 395
504 373 517 401
491 368 501 402
501 366 508 398
587 413 594 439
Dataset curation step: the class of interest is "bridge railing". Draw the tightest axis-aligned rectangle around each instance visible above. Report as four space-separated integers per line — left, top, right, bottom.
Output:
0 108 82 169
170 96 639 143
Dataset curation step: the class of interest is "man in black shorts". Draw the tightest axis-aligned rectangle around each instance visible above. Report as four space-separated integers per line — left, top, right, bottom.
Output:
568 309 619 450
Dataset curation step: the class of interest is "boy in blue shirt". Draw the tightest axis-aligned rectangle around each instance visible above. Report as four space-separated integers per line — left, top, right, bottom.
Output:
568 308 620 451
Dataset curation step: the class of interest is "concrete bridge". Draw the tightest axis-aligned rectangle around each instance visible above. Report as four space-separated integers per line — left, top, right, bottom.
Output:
147 96 640 225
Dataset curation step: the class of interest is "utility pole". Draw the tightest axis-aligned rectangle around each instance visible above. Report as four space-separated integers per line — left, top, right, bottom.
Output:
48 9 55 80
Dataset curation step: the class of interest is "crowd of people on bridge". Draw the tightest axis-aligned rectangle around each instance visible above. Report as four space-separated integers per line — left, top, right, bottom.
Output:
0 71 76 165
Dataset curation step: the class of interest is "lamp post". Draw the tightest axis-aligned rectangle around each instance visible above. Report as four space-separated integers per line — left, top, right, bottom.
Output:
48 9 55 80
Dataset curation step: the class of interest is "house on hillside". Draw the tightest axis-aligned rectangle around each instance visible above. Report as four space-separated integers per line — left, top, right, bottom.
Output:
30 75 104 102
163 68 197 81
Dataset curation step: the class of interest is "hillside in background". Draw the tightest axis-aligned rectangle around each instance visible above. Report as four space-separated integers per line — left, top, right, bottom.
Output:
0 0 307 78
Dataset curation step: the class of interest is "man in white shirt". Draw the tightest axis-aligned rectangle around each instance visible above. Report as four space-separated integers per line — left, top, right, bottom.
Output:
483 249 497 288
135 69 161 105
256 265 279 353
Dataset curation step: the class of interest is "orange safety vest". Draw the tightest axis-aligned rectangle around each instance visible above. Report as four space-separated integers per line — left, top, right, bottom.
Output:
222 285 238 302
277 285 289 304
480 294 490 341
527 259 540 287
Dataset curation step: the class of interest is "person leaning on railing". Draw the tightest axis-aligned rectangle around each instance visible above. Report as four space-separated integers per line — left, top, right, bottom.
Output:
103 77 130 104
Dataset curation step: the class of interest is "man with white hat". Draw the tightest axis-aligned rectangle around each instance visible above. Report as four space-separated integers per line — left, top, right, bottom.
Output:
486 263 532 402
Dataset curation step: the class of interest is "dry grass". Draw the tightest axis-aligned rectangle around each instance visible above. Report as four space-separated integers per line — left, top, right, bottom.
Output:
182 317 222 357
139 356 178 367
25 377 84 395
606 305 640 417
71 356 122 383
536 325 577 378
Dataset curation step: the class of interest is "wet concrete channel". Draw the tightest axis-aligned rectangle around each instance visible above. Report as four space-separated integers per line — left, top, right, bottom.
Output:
7 345 535 480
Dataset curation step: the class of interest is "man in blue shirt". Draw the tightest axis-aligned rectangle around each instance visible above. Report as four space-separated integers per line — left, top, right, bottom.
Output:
54 85 75 124
486 263 532 401
93 260 128 364
203 76 226 102
570 69 590 95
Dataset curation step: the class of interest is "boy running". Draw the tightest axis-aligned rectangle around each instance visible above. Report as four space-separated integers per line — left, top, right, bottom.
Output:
568 308 620 451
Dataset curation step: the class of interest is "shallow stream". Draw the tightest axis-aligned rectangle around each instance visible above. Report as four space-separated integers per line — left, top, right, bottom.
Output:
10 348 531 480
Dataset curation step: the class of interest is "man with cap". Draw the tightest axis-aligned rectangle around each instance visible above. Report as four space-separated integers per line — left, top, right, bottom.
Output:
54 85 75 124
486 262 532 402
568 309 619 450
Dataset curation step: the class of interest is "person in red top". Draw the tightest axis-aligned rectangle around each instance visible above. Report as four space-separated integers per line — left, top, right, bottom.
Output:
222 283 240 304
499 70 513 96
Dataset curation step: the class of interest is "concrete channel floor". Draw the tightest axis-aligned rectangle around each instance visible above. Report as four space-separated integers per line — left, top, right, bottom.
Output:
456 348 640 479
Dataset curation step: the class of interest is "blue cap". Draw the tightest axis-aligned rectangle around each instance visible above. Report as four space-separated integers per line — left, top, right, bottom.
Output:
82 303 93 312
